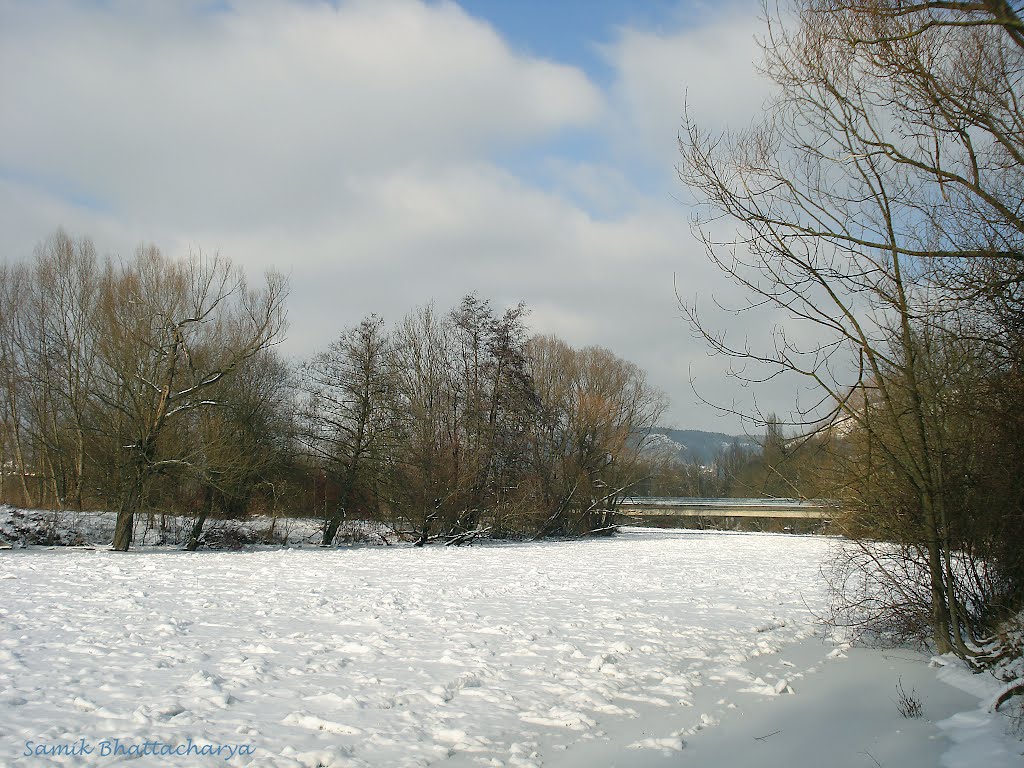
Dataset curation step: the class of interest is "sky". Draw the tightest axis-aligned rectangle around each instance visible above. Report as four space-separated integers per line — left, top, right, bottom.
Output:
0 0 797 433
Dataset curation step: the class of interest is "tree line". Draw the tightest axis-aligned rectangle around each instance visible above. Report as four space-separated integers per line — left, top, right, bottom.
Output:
0 231 666 548
678 0 1024 665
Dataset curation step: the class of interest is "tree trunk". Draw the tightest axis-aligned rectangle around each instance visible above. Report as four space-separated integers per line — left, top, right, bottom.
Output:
186 487 214 550
12 423 32 507
186 511 209 551
415 503 440 547
112 506 135 551
322 509 345 546
112 458 146 551
73 426 85 511
923 506 953 654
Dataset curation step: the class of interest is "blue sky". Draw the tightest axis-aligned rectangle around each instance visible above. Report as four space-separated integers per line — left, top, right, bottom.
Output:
462 0 759 209
0 0 789 432
457 0 690 77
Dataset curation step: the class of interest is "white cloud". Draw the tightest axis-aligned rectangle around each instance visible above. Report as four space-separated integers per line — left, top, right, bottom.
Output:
602 9 773 178
0 0 808 432
0 0 603 230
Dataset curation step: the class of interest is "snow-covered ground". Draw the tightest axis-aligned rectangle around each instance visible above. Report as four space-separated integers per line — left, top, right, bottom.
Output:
0 527 1019 766
0 505 353 549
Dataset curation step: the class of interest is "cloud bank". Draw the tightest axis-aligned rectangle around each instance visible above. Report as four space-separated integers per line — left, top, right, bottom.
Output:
0 0 797 432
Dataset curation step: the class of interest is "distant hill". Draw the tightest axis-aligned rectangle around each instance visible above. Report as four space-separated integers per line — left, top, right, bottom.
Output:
646 428 760 465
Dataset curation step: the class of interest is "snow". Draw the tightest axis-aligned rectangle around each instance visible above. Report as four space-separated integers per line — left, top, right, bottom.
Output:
0 505 376 548
0 526 1019 766
932 656 1024 767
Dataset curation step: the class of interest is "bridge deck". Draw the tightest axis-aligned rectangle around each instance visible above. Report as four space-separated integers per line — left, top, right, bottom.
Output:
618 499 833 520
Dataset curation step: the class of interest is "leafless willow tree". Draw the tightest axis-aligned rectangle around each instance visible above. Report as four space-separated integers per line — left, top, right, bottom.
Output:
526 336 667 536
95 248 288 550
678 0 1024 656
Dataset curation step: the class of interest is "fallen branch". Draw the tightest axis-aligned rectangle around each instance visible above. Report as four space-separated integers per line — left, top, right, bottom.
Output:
444 527 491 546
993 680 1024 712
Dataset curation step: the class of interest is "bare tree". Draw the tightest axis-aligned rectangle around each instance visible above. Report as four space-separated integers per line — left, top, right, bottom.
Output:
0 232 103 510
386 303 465 542
0 260 36 507
447 295 535 535
296 297 540 543
90 247 287 551
185 348 293 550
526 336 667 536
298 315 393 545
678 0 1024 656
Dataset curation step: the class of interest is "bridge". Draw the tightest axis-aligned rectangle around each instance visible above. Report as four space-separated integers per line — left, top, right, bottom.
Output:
617 497 836 532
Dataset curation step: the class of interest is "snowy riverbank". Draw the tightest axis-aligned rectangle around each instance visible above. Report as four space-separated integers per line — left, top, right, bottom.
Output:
0 528 1019 766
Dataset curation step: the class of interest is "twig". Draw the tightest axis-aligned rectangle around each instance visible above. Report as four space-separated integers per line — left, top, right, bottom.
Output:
754 730 781 741
880 653 929 665
895 677 923 718
860 749 882 767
